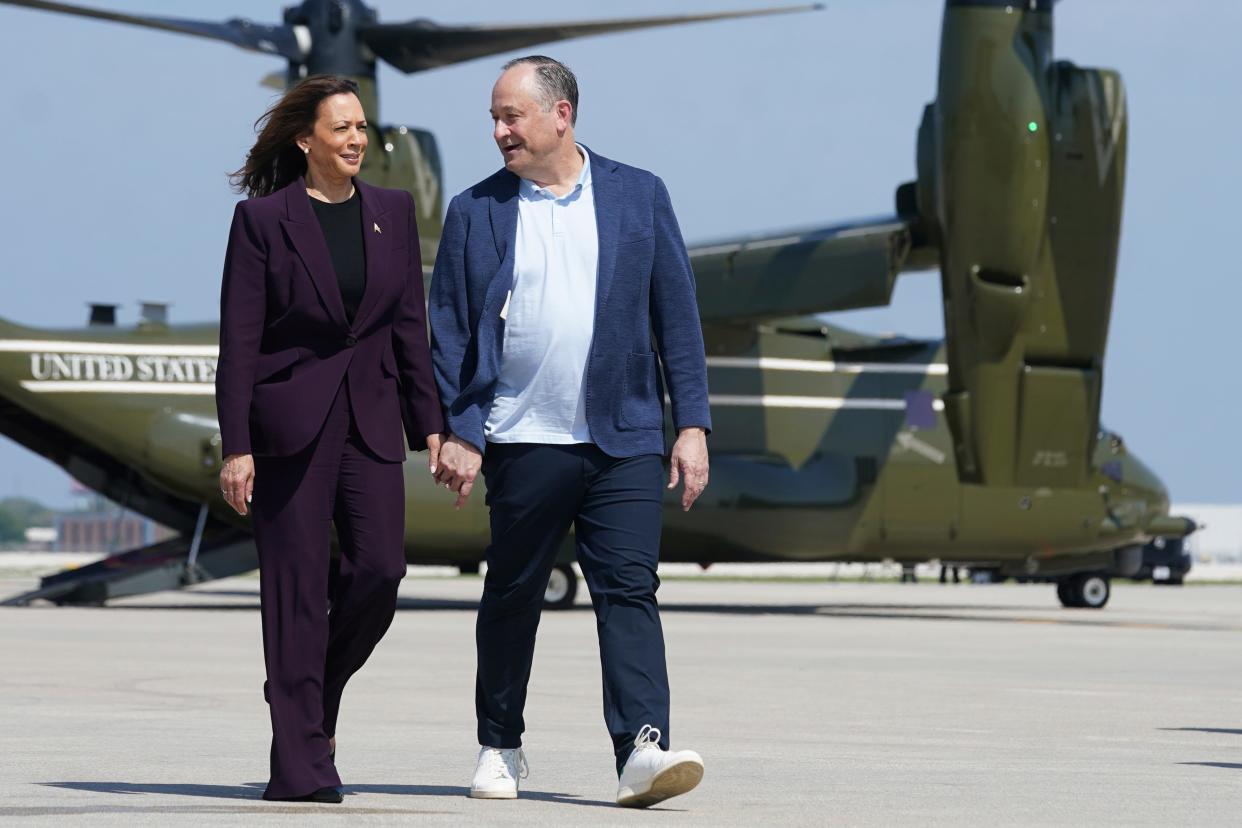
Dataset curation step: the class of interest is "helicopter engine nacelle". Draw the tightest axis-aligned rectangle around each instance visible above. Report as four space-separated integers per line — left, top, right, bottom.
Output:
930 2 1127 491
1041 62 1127 389
358 123 444 270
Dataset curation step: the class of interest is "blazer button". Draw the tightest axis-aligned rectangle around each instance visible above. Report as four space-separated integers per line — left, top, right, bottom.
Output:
344 335 358 347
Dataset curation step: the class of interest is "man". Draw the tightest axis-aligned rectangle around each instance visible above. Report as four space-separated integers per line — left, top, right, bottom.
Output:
428 55 711 809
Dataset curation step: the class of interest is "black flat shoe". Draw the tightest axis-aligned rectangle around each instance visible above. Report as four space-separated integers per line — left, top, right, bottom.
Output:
280 786 344 804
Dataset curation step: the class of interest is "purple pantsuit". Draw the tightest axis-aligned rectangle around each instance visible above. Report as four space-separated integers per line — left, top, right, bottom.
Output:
216 177 443 799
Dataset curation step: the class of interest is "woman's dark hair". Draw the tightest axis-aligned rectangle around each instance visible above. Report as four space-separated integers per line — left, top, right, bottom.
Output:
230 75 362 198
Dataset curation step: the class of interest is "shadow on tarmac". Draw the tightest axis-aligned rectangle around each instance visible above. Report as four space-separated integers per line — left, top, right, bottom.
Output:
346 784 617 808
539 602 1240 632
1166 728 1242 771
40 780 620 809
111 588 1053 616
93 594 1242 632
43 782 260 800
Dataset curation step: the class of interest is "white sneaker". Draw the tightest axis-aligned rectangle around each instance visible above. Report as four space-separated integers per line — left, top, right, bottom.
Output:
469 746 528 799
616 725 704 808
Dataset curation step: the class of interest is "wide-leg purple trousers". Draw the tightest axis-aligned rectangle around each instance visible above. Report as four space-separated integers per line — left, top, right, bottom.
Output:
251 384 406 800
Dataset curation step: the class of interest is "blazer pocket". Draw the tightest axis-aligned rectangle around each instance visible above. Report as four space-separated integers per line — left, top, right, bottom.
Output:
381 347 399 378
617 232 654 246
620 352 664 430
253 350 299 385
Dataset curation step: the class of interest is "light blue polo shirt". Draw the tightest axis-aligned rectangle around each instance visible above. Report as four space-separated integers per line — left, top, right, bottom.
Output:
484 145 599 444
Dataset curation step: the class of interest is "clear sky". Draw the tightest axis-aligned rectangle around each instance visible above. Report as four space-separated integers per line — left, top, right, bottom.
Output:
0 0 1237 508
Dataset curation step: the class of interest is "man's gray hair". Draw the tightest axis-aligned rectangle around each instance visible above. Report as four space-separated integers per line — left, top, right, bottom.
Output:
501 55 579 125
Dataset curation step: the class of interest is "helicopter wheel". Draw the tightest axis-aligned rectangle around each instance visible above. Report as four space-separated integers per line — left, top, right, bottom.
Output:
544 563 578 610
1059 573 1110 609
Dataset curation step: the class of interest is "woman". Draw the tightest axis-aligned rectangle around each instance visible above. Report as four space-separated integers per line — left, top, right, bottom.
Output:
215 75 444 803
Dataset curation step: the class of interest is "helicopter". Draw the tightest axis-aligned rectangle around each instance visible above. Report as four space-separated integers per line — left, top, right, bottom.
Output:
0 0 1194 612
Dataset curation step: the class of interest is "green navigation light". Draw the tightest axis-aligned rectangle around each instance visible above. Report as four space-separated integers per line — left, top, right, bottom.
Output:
1027 121 1039 133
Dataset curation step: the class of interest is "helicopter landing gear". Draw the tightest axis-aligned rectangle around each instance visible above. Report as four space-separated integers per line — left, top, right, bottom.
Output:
1057 572 1110 609
544 563 578 610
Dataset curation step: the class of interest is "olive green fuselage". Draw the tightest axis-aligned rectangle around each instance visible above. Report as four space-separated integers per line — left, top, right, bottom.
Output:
0 311 1164 578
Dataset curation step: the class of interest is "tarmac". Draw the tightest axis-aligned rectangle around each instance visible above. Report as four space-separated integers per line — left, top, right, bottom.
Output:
3 572 1241 826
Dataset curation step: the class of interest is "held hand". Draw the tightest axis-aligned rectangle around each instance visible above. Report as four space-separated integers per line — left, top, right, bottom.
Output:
426 432 445 475
220 453 255 516
434 435 483 510
668 427 709 512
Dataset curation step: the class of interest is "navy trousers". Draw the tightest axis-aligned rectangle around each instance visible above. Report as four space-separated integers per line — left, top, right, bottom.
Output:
476 442 671 773
251 384 407 800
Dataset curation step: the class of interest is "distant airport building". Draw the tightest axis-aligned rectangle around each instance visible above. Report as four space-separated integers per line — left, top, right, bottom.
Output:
1173 503 1242 563
21 526 56 551
52 510 174 553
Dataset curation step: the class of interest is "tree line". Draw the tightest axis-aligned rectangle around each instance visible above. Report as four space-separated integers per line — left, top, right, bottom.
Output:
0 497 53 543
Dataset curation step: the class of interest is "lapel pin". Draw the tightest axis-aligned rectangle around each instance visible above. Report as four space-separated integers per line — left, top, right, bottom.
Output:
373 222 382 234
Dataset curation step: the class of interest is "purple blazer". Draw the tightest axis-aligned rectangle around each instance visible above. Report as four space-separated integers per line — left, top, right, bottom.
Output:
215 177 444 462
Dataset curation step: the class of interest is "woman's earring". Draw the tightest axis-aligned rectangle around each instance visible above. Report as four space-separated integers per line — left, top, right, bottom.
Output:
302 147 310 154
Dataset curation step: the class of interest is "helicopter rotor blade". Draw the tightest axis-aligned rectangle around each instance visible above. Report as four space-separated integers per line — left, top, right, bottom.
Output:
360 4 824 75
0 0 304 62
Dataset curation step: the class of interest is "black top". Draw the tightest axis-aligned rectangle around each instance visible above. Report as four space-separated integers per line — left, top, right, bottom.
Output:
310 189 367 323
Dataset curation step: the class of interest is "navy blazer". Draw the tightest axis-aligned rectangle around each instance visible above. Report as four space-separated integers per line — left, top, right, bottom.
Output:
216 177 444 461
428 148 711 457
